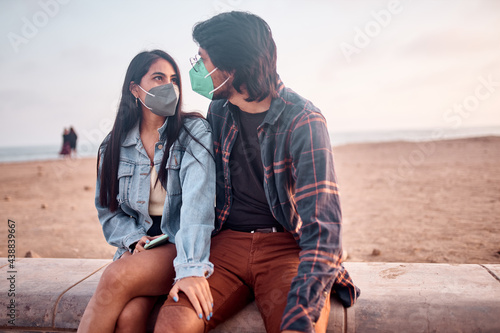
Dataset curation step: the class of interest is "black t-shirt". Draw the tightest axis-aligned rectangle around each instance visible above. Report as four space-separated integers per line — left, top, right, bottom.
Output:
224 107 281 232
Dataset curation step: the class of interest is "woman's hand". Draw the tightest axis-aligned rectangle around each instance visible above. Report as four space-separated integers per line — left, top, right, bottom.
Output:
169 276 214 321
133 235 162 254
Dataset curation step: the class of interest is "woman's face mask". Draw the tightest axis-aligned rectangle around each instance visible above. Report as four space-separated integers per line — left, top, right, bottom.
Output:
137 83 179 117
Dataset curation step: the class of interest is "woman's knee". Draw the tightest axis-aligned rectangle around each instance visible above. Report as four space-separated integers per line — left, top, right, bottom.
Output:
115 297 155 333
95 261 136 303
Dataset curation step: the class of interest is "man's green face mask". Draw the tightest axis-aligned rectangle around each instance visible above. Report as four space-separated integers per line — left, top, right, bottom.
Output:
189 58 230 100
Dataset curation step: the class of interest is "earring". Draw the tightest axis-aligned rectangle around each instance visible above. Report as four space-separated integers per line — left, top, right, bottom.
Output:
135 97 138 107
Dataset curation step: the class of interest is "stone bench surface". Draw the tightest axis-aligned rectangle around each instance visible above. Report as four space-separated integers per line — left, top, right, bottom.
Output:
1 258 499 332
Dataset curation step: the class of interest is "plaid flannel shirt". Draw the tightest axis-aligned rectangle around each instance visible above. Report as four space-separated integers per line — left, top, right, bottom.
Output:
206 81 359 332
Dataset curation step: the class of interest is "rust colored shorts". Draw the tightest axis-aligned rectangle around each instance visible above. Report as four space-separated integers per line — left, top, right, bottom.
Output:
162 229 303 333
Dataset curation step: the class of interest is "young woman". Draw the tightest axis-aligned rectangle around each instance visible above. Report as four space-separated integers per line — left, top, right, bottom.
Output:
78 50 215 333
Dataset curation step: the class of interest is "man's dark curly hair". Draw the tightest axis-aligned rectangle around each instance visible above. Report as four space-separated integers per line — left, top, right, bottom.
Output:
193 11 278 102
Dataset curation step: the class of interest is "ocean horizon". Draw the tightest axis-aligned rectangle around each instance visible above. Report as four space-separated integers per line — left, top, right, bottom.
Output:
1 126 499 163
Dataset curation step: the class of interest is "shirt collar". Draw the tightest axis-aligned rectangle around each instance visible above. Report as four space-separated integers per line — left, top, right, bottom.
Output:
261 79 286 126
121 117 169 147
225 78 287 127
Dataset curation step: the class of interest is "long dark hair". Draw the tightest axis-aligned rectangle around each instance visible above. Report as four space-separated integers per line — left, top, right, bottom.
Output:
98 50 203 212
192 11 278 102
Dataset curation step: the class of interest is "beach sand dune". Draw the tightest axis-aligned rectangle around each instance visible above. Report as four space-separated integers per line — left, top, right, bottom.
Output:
1 136 499 264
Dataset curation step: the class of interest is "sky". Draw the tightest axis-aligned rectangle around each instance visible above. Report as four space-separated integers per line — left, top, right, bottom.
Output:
0 0 499 148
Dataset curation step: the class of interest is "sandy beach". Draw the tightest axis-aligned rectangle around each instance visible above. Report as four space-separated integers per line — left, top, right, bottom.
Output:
1 136 499 264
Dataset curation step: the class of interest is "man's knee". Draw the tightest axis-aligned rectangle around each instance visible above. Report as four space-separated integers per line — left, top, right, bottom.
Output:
154 305 205 333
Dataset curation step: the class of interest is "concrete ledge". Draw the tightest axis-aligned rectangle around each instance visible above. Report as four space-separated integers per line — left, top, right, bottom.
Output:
1 258 499 332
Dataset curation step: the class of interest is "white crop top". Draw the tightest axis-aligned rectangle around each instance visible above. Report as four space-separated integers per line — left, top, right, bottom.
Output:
148 165 167 216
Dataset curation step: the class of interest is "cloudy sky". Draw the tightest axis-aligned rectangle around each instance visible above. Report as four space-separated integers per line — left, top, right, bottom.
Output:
1 0 499 147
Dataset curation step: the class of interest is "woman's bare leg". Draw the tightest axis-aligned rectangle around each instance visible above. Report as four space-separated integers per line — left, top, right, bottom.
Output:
115 296 158 333
77 244 176 333
314 294 331 333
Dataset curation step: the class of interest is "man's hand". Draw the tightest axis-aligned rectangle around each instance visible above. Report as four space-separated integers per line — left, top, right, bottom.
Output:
169 276 214 321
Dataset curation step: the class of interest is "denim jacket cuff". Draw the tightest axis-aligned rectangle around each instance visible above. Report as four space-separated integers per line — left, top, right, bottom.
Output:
122 230 146 251
174 263 214 282
113 248 127 261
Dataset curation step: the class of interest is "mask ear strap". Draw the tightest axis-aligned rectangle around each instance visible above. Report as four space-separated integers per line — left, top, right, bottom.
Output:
137 96 152 110
205 67 218 79
210 75 231 95
138 85 155 97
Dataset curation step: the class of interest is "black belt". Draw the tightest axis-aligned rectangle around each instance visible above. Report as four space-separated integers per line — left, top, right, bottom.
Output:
250 226 284 233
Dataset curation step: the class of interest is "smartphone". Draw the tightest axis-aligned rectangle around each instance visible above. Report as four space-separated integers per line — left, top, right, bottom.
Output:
144 234 169 250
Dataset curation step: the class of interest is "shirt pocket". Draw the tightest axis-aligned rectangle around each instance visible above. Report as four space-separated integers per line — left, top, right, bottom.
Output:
166 150 183 196
117 161 135 205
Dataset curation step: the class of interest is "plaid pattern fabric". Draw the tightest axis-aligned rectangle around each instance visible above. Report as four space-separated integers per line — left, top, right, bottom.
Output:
207 81 359 332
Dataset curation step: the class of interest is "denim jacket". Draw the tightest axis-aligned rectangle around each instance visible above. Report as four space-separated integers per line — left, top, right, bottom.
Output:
95 117 215 280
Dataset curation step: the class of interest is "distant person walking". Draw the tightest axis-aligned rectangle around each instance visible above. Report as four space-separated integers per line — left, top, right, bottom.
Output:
59 128 71 158
68 126 78 158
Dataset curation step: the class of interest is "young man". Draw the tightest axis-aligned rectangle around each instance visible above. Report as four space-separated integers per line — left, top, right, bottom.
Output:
155 11 359 333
